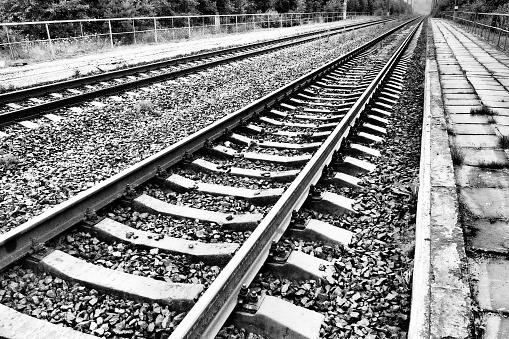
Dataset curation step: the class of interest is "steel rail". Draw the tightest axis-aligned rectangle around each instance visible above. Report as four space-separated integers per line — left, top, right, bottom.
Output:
0 16 416 273
0 19 389 103
0 19 394 125
169 17 424 339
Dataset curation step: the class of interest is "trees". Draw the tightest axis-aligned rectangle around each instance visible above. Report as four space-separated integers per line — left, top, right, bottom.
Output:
0 0 417 22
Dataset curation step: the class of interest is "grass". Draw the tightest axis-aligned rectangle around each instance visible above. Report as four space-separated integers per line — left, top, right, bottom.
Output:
500 135 509 149
446 125 456 136
450 145 465 165
470 105 497 116
135 100 154 114
477 159 507 169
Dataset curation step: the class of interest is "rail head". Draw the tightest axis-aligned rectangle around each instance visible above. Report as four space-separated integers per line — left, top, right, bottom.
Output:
0 18 394 124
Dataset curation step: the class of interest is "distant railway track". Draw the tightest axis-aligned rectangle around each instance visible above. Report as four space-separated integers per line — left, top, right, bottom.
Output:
0 18 394 126
0 16 423 339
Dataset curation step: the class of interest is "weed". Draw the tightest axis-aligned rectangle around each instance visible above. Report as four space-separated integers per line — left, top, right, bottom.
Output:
135 100 162 117
477 159 507 169
136 100 154 114
446 125 456 136
470 105 497 116
450 145 465 165
487 116 497 124
500 135 509 149
0 154 20 168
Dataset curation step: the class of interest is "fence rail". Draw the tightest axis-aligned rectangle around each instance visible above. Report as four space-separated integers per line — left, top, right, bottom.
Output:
0 11 370 60
441 11 509 51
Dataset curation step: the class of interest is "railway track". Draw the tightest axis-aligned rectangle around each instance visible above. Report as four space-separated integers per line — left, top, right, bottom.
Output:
0 17 423 339
0 18 394 126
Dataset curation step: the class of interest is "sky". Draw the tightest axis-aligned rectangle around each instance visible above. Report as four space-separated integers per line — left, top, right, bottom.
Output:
412 0 432 14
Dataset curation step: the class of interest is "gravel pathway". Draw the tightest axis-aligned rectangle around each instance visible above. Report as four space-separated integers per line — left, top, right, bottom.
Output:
0 20 403 234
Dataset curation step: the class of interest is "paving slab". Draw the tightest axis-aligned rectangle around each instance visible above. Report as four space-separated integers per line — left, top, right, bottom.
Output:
445 99 482 106
483 101 509 109
444 93 478 101
461 149 507 166
455 165 509 188
483 314 509 339
440 79 471 88
459 188 509 218
453 135 501 148
449 114 490 124
494 116 509 126
442 88 476 95
446 106 483 114
474 257 509 311
467 220 509 254
452 124 495 135
496 126 509 135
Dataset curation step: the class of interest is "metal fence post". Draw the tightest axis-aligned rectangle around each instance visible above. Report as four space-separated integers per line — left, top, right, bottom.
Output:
235 15 238 33
188 17 191 39
79 22 84 37
3 26 14 59
45 23 55 58
132 19 136 44
153 18 158 43
172 18 175 40
108 20 114 47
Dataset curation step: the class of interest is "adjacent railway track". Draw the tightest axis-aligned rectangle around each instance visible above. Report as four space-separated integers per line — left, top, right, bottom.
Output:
0 18 394 126
0 16 423 339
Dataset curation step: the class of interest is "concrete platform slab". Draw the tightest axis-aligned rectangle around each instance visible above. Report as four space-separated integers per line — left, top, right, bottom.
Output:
459 188 509 219
467 220 509 254
496 126 509 135
453 135 501 148
441 79 471 88
483 101 509 109
483 314 509 339
444 93 478 100
442 88 476 94
495 116 509 126
449 114 489 124
445 99 482 106
461 149 508 167
455 165 509 188
474 257 509 311
446 106 483 114
452 124 495 135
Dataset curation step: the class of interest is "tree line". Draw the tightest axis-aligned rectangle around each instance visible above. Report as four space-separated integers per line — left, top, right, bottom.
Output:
0 0 412 23
435 0 509 14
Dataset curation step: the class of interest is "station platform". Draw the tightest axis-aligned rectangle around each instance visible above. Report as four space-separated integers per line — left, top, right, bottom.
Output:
412 18 509 339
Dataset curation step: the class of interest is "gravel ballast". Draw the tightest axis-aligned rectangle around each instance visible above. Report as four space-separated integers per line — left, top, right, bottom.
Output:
216 19 426 339
0 20 404 234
